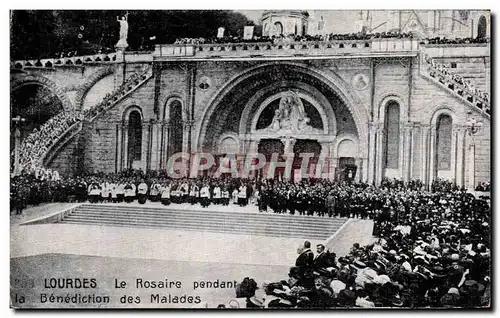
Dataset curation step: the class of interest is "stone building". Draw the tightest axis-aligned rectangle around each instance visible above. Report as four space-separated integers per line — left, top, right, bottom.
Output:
11 10 490 189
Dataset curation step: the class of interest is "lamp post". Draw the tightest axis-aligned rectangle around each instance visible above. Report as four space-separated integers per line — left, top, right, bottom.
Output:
465 112 483 191
12 115 26 176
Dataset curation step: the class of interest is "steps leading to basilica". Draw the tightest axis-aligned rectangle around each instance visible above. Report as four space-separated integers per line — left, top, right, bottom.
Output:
57 204 346 240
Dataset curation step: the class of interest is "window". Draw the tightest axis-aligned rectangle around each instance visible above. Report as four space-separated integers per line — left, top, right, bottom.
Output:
384 101 400 169
436 114 452 170
127 110 142 163
168 100 183 157
477 15 487 39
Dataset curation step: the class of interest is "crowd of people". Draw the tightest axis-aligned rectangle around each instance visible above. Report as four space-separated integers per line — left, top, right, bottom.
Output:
231 182 491 308
425 37 490 45
173 31 414 46
16 112 78 174
424 54 490 108
475 182 490 192
15 69 149 177
10 169 491 308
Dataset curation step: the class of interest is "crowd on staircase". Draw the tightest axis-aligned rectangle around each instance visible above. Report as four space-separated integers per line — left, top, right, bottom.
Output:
423 54 490 111
15 69 150 176
16 112 78 174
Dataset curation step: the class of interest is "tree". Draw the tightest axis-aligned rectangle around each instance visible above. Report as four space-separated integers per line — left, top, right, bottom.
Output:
10 10 259 59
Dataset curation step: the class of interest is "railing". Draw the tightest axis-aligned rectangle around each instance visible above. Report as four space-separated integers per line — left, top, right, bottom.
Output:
154 38 420 58
41 121 83 166
12 53 118 69
84 67 153 122
422 55 490 116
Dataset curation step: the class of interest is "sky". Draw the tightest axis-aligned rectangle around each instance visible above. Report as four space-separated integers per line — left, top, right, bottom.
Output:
237 10 383 34
236 10 483 36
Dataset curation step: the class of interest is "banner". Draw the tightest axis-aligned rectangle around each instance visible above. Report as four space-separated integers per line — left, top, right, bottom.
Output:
243 26 254 40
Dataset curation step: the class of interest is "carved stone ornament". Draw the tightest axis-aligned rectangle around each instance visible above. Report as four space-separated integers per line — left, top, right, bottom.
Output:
351 73 369 91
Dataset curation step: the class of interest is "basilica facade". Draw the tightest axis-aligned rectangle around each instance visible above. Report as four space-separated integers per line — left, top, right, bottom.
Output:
11 10 490 189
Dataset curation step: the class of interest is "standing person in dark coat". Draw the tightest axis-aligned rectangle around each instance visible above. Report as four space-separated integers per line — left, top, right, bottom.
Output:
295 241 314 287
326 192 335 217
288 188 296 215
313 244 331 270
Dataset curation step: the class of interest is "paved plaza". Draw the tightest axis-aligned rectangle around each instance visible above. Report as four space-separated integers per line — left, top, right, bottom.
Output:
10 202 374 308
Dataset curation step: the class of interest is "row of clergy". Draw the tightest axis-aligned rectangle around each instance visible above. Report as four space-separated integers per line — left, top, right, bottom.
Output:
87 182 250 199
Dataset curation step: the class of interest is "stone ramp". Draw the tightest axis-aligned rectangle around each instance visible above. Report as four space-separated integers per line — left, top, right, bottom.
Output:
57 204 346 240
325 219 376 257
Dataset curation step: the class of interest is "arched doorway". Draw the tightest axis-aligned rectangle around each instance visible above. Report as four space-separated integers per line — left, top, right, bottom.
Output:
274 22 283 35
10 83 64 153
197 63 370 181
477 15 487 39
127 110 142 169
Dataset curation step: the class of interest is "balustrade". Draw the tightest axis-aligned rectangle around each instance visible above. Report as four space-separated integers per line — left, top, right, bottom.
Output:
423 55 490 115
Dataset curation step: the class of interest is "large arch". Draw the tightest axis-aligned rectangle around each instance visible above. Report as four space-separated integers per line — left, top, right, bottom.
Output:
11 74 73 112
196 62 369 156
74 66 115 111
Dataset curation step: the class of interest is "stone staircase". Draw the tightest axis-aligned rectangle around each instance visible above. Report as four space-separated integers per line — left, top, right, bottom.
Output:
57 204 346 240
420 55 490 118
41 67 153 167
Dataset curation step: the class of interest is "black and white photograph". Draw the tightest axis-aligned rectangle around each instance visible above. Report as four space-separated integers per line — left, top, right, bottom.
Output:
9 8 491 309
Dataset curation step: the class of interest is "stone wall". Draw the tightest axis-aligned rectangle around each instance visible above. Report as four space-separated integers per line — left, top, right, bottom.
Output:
40 50 490 185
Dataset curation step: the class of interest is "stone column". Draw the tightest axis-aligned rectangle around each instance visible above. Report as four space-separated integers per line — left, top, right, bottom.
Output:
375 122 385 186
448 123 458 184
367 121 378 184
181 120 190 155
121 123 128 171
455 125 465 188
281 137 296 155
280 137 296 181
467 132 476 191
149 120 161 171
428 124 437 189
317 141 331 179
236 137 248 178
322 141 335 181
355 158 362 182
115 123 122 173
410 123 418 180
160 120 170 170
142 121 151 172
182 119 195 175
420 124 429 187
402 122 413 182
247 139 259 179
